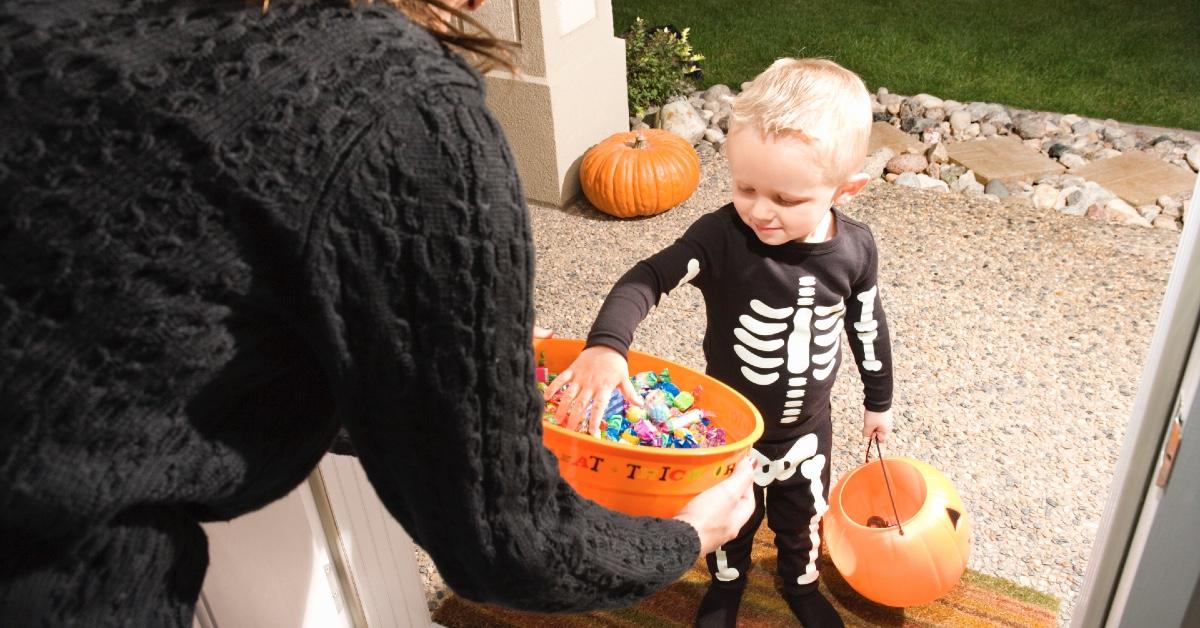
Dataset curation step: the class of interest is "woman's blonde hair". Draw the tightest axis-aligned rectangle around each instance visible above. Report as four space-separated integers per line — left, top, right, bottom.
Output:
730 58 872 184
262 0 517 74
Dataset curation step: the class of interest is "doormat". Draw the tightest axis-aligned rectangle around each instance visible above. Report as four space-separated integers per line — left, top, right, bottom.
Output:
432 532 1059 627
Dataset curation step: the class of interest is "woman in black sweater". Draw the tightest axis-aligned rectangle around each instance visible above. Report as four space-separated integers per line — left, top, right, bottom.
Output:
0 0 754 625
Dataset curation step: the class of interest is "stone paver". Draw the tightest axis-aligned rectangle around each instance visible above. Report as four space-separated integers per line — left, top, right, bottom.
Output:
869 121 926 155
946 136 1065 185
1068 151 1198 207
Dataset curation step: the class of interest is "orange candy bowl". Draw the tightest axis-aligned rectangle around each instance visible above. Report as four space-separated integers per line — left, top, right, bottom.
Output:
536 338 764 518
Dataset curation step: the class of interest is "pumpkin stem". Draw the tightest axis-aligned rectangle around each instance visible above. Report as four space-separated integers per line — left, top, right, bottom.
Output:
628 133 648 150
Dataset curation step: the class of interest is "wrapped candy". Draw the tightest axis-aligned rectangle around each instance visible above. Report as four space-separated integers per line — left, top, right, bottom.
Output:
541 367 725 449
631 371 658 390
666 408 703 431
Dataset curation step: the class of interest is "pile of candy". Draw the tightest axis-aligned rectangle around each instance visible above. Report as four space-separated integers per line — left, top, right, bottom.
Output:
537 358 726 449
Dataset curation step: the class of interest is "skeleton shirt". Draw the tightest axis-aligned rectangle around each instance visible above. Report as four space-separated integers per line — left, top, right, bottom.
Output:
587 204 892 439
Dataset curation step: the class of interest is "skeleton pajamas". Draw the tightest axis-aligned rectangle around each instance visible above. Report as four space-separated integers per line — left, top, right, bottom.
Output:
587 204 893 593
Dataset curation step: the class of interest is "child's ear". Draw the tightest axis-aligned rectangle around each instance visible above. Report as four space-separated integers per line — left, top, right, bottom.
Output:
833 173 871 206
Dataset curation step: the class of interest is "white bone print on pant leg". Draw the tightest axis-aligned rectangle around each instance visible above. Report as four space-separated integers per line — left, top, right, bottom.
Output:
713 546 740 581
748 433 818 486
853 285 882 371
796 453 828 586
714 434 820 582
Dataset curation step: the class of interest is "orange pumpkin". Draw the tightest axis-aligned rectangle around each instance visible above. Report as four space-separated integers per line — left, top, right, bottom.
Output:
824 457 970 607
580 129 701 218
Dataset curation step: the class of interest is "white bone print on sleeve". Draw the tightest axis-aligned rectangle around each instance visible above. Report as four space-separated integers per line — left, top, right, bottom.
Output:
670 258 701 295
853 285 883 371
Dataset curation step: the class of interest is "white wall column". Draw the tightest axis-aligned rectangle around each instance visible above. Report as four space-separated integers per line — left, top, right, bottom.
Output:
474 0 628 207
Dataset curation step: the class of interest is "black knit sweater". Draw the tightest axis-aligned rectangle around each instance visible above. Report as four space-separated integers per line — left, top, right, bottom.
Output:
0 1 699 625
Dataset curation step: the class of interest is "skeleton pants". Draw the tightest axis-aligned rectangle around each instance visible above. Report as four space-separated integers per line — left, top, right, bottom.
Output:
704 418 832 595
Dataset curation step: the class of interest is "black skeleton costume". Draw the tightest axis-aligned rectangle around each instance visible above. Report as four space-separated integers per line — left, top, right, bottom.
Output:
587 203 893 595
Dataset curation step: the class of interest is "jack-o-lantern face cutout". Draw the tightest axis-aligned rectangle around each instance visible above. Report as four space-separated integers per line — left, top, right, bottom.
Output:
825 457 970 607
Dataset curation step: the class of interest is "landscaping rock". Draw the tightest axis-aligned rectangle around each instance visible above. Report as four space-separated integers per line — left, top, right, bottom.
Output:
1153 215 1181 231
901 116 937 135
1158 194 1183 214
954 170 986 195
985 179 1011 198
657 98 706 145
1047 143 1072 159
863 147 896 180
1060 153 1089 170
886 152 929 174
1013 114 1047 139
703 83 734 104
703 127 726 145
949 109 972 135
926 142 949 165
1187 145 1200 172
916 173 950 192
1032 184 1060 211
894 171 921 188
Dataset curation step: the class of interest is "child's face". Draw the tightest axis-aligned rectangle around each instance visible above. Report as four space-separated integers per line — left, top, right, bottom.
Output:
725 124 866 245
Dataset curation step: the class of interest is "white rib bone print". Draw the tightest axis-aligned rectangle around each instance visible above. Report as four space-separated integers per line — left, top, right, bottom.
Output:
735 300 793 386
733 276 844 423
810 300 845 382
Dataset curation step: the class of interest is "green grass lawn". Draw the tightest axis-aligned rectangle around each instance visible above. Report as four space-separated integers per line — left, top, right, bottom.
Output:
612 0 1200 130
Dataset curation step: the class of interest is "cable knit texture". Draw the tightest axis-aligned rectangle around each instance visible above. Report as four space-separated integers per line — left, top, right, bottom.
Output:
0 1 699 624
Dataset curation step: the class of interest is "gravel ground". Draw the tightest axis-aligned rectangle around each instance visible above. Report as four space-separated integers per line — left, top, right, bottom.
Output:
418 147 1181 627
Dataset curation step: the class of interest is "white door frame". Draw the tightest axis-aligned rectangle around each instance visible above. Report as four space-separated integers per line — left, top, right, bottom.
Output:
1073 178 1200 627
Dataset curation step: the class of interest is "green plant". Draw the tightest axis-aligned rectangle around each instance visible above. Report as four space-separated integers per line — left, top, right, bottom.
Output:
623 17 705 118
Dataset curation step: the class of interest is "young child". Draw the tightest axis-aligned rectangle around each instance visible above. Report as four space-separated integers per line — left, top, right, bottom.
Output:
545 58 894 627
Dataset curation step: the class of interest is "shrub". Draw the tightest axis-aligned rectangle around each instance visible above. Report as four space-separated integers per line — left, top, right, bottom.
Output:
623 17 705 118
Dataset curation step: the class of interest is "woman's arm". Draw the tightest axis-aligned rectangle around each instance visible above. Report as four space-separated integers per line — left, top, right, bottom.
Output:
309 80 699 612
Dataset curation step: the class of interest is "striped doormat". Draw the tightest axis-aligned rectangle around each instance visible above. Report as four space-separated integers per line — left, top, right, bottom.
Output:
432 532 1059 627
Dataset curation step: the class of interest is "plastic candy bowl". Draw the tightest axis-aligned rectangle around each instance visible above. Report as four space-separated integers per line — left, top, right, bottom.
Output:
824 457 971 607
536 338 764 519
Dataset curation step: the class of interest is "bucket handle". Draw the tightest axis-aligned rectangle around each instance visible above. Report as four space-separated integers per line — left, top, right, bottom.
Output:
863 434 905 536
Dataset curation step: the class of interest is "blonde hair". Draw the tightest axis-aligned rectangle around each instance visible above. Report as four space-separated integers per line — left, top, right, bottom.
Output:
730 58 872 184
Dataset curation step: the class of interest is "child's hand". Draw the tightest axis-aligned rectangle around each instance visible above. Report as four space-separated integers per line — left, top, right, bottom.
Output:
543 345 644 435
863 408 893 444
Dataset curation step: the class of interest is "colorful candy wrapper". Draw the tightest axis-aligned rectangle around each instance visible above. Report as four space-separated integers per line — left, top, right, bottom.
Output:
666 408 703 431
647 402 671 423
631 371 658 390
672 391 694 411
601 389 625 420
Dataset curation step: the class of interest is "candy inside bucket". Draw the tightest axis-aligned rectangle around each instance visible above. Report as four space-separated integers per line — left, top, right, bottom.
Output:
536 338 763 518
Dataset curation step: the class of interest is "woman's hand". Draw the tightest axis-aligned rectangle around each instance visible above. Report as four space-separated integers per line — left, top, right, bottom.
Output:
863 408 893 444
673 457 756 557
542 345 642 435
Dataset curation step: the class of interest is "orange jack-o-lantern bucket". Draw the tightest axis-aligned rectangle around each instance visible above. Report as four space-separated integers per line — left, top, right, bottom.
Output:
824 452 970 607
